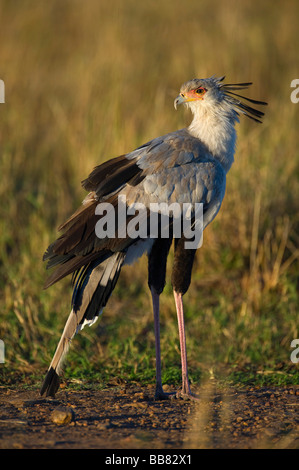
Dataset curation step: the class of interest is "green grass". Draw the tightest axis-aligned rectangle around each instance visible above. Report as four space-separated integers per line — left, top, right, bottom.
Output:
0 0 298 391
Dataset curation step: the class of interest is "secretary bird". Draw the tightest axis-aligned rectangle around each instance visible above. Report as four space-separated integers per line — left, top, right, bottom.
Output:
40 76 266 400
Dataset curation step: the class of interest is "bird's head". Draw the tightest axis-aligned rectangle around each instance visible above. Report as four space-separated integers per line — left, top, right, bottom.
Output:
174 76 267 123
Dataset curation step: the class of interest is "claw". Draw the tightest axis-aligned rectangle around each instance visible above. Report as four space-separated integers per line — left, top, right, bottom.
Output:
154 390 175 401
173 389 200 402
154 384 176 401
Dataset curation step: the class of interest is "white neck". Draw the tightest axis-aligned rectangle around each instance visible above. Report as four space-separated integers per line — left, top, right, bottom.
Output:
187 102 238 173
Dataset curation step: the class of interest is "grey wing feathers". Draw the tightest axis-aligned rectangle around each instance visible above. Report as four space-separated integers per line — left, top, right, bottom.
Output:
43 128 225 287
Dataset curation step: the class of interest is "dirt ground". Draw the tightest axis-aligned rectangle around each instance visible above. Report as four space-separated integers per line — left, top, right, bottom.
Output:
0 382 298 449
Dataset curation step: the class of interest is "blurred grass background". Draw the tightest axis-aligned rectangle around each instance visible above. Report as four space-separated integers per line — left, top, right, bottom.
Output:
0 0 298 389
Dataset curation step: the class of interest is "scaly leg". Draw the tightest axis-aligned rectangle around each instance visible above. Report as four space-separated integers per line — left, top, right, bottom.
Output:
151 287 174 400
173 290 199 400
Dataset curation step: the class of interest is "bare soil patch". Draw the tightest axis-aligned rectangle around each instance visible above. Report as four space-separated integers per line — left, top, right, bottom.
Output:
0 383 298 449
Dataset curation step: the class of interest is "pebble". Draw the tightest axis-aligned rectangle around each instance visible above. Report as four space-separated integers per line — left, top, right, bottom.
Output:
97 422 109 430
50 406 74 425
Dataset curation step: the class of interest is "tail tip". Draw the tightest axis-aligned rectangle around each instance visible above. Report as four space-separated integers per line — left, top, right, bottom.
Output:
40 367 60 397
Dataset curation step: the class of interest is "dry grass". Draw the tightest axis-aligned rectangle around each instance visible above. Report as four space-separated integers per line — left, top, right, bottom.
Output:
0 0 298 387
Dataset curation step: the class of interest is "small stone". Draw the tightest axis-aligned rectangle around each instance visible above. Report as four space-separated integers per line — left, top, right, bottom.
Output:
97 422 109 430
13 443 24 449
51 406 74 425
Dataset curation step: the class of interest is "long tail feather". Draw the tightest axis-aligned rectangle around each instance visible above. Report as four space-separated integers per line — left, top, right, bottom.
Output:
40 309 77 397
40 252 125 397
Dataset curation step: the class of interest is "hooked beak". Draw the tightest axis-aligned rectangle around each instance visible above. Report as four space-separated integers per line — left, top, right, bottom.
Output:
174 94 186 110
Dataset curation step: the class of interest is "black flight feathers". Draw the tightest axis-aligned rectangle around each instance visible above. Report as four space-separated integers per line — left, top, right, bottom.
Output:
81 154 145 199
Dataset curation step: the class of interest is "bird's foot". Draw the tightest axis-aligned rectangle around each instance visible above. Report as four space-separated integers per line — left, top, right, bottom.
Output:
154 382 199 401
172 389 200 402
154 385 176 401
171 380 200 402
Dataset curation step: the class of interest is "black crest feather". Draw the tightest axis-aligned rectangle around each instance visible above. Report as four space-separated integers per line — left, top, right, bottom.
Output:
220 81 267 123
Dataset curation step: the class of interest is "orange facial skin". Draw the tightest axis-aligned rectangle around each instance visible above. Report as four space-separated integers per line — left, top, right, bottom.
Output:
181 87 207 102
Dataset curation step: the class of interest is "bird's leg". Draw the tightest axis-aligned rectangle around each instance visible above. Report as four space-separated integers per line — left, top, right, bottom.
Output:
151 287 173 400
173 290 199 401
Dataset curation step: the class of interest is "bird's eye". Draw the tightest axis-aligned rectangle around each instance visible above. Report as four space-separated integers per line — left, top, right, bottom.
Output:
195 87 205 95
